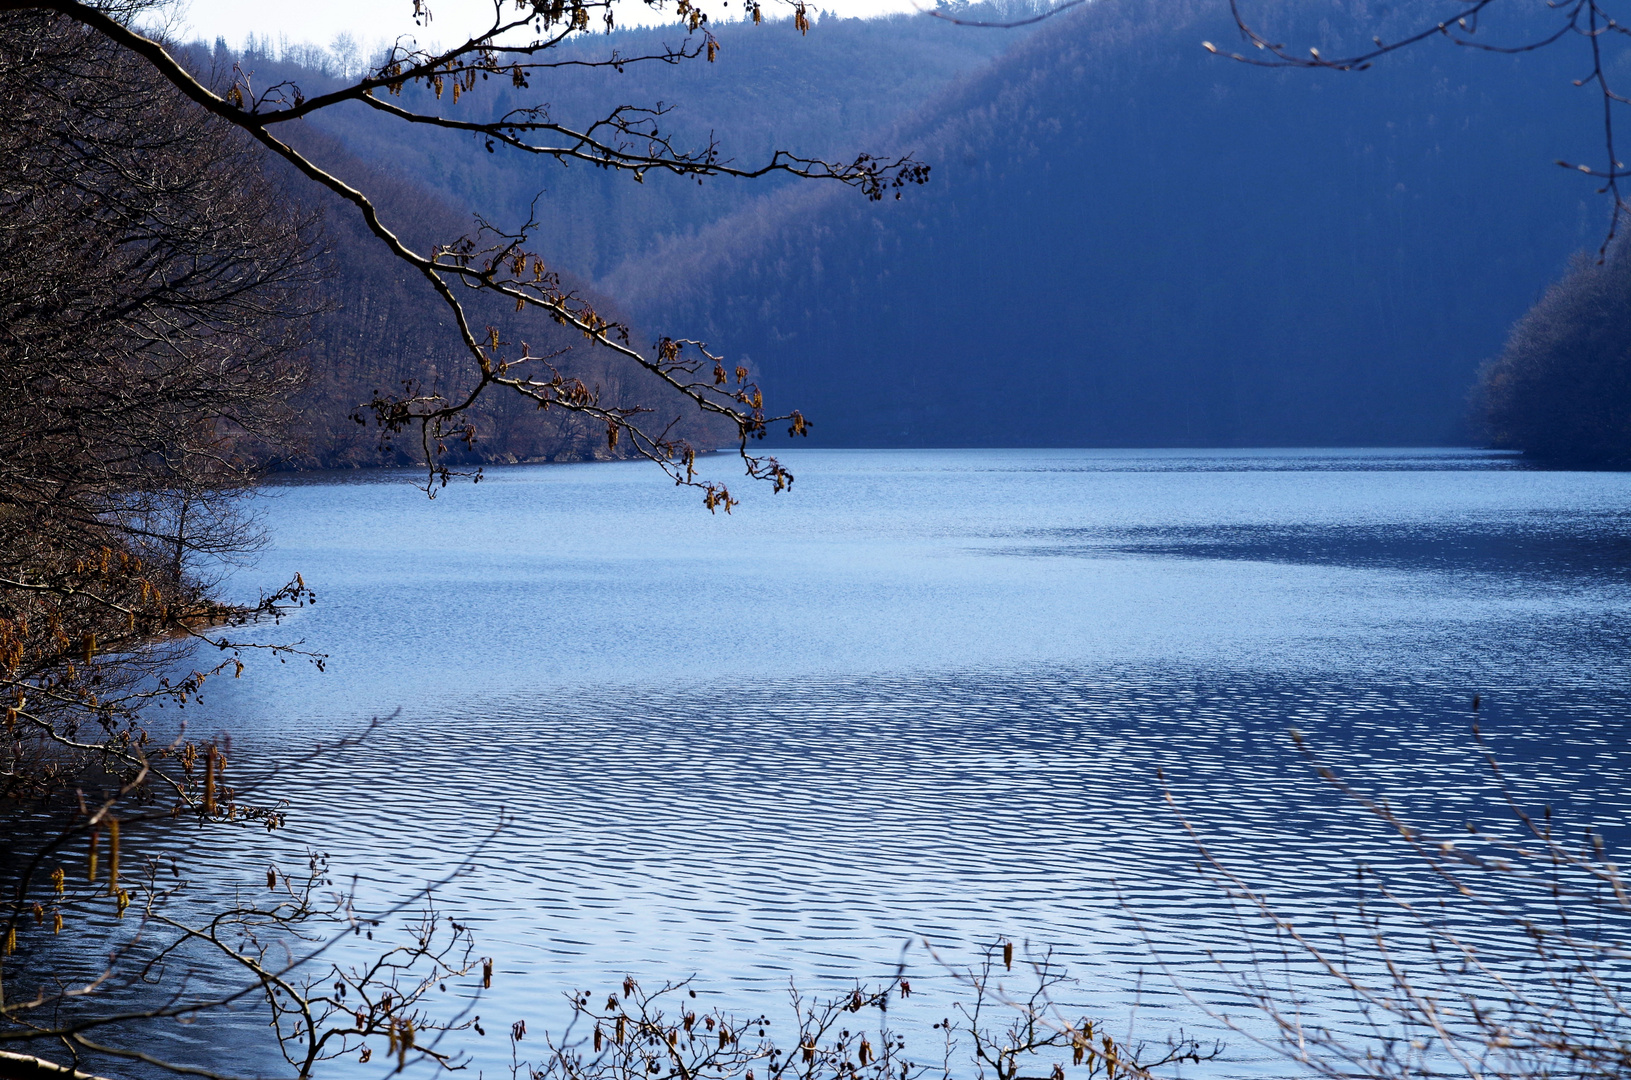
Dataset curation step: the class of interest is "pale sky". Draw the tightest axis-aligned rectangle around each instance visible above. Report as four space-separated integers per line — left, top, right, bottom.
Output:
167 0 920 52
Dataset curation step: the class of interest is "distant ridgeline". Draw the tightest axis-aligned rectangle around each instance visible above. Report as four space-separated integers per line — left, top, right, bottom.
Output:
605 0 1609 449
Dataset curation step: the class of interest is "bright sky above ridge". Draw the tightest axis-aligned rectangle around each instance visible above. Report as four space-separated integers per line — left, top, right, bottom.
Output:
168 0 920 54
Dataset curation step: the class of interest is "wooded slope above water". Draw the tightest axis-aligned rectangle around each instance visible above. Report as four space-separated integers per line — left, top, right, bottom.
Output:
607 0 1605 447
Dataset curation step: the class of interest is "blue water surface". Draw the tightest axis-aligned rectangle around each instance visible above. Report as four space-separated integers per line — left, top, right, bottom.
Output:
85 449 1631 1077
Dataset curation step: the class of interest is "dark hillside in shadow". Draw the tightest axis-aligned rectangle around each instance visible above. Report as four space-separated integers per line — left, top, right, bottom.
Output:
1476 244 1631 466
608 0 1603 448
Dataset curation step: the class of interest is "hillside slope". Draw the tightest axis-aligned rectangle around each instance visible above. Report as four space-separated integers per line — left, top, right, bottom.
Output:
1476 244 1631 466
608 0 1604 447
262 129 725 470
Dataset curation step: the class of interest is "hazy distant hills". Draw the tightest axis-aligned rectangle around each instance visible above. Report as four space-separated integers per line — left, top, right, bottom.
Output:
607 0 1606 447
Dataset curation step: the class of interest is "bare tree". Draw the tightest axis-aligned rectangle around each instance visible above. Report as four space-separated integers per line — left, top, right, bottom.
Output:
0 0 929 508
0 22 359 1074
0 6 331 812
0 10 321 519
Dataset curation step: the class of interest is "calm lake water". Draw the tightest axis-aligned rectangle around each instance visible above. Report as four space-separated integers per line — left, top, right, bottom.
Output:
51 449 1631 1076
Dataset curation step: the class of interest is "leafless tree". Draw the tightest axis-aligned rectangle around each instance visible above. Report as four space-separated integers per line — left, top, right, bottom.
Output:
0 6 330 810
0 2 931 1074
1 0 929 509
0 8 322 533
0 22 379 1074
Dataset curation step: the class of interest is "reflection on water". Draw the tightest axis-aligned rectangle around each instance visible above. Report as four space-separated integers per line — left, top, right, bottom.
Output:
1067 520 1631 579
24 450 1631 1077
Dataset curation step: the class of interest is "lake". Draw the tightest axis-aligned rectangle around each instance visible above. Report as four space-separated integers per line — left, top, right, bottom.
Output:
72 449 1631 1076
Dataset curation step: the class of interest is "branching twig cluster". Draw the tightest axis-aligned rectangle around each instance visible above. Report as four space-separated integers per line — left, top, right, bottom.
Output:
1154 728 1631 1078
3 754 496 1079
1200 0 1631 254
513 943 1213 1080
933 942 1218 1080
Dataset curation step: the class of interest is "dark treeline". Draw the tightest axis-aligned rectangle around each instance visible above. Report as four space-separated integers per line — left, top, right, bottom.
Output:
604 0 1607 448
1477 243 1631 465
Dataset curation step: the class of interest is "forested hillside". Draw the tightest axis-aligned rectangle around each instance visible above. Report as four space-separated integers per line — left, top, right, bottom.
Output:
194 9 1033 465
207 0 1611 454
605 0 1604 447
1475 243 1631 465
263 128 723 469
